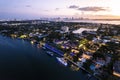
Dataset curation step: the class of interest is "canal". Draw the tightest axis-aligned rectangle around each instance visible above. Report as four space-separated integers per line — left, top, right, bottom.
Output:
0 35 97 80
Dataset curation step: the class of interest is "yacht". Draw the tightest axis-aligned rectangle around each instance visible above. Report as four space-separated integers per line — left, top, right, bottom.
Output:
46 51 54 56
42 46 46 50
56 57 68 66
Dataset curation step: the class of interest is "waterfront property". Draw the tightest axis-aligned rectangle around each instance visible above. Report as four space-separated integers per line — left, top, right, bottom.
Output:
0 20 120 80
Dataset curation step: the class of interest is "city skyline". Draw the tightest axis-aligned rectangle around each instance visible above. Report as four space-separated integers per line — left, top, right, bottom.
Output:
0 0 120 19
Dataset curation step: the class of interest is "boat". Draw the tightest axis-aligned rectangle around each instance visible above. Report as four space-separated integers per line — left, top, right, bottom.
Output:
56 57 68 66
46 51 54 56
42 46 46 50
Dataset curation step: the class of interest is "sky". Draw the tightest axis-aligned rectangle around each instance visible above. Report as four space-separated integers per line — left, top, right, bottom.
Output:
0 0 120 19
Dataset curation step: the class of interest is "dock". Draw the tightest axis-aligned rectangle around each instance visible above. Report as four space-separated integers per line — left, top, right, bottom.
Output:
44 43 101 80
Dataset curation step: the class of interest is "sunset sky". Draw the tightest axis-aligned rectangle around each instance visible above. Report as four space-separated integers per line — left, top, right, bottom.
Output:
0 0 120 19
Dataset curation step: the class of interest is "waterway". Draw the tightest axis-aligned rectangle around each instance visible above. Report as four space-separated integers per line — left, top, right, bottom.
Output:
0 35 98 80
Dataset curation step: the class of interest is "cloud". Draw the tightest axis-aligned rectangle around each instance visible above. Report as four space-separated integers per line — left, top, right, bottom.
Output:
69 5 79 9
55 8 59 11
68 5 109 12
25 5 31 7
78 7 108 12
44 10 49 12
